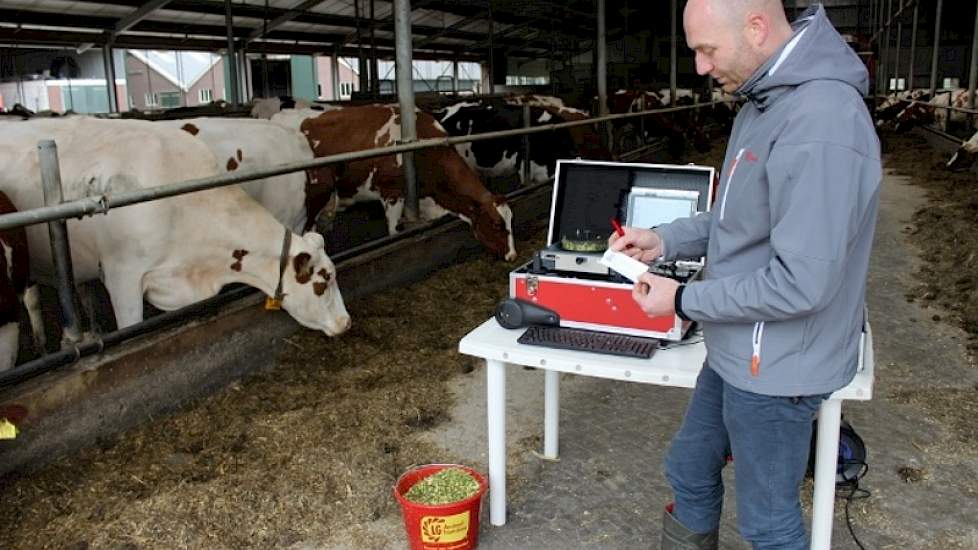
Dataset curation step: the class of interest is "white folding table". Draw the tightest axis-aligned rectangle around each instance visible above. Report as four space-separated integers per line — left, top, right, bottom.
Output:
458 319 874 550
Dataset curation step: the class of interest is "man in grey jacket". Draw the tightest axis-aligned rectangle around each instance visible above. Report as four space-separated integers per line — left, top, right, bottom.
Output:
609 1 880 549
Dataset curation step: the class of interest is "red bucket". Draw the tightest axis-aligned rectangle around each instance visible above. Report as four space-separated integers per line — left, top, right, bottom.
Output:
393 464 489 550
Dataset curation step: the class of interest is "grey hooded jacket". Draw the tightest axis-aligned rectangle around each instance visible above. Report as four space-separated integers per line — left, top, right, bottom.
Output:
654 4 881 396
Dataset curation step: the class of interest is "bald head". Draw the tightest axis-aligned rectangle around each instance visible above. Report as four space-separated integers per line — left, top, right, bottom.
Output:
685 0 793 92
712 0 790 22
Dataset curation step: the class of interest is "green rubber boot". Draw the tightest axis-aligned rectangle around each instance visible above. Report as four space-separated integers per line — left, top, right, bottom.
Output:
661 506 719 550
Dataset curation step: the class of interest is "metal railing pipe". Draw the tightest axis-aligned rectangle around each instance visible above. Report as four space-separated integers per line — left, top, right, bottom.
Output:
37 141 84 345
0 101 725 232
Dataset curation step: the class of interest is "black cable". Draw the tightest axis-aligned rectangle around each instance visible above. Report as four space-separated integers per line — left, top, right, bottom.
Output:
836 459 871 550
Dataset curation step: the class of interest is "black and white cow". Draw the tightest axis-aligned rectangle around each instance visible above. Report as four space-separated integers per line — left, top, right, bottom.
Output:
436 100 611 187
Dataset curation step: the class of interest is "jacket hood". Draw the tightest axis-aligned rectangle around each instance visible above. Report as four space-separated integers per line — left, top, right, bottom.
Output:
737 4 869 111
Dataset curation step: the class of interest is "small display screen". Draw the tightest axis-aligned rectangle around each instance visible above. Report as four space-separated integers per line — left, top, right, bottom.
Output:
626 189 699 228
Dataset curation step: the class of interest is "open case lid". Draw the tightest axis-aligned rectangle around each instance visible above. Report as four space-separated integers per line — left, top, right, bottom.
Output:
546 159 715 246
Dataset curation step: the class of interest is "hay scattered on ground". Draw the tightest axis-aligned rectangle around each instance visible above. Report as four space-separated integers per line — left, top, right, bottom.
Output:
0 228 547 550
884 131 978 359
0 134 744 550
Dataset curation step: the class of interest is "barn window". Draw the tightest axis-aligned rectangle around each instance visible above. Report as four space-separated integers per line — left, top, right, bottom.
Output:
505 76 550 86
199 88 213 103
159 92 181 108
144 92 158 106
888 78 905 92
340 81 353 99
942 78 959 90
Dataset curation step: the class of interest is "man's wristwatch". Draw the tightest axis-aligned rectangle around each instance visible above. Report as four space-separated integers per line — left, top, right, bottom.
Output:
675 283 691 321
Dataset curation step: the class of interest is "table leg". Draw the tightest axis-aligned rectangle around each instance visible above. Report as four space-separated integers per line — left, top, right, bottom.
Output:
486 358 507 526
544 369 560 459
810 398 843 550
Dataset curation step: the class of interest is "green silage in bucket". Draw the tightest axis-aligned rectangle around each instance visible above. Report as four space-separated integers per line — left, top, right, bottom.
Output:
394 464 488 550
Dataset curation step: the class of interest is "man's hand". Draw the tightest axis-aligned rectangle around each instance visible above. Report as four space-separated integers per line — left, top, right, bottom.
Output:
632 272 679 317
608 226 663 263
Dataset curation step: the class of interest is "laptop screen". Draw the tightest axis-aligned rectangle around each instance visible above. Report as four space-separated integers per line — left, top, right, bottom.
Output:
626 188 700 229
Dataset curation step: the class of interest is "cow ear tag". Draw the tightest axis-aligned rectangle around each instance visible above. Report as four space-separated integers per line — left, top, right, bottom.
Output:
0 419 18 440
265 297 282 310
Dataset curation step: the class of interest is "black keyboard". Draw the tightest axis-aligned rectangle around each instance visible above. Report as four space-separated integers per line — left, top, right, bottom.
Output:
517 325 658 359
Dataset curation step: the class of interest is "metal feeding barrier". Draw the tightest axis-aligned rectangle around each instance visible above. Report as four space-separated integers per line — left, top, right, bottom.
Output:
0 98 727 388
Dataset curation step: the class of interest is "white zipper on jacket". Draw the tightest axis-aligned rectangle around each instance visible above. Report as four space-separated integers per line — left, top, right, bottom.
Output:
719 147 747 221
751 321 765 377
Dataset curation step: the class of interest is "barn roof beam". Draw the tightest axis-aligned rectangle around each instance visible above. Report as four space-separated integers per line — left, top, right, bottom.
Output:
0 26 485 60
413 12 484 49
59 0 582 49
79 0 173 52
243 0 328 45
115 0 174 34
0 9 475 57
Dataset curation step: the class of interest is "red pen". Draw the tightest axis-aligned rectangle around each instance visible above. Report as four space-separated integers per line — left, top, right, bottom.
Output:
611 217 625 237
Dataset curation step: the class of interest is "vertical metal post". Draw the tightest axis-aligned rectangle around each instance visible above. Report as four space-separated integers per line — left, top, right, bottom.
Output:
597 0 607 116
394 0 419 223
225 0 239 105
894 16 903 91
102 44 118 113
870 0 876 38
968 0 978 108
239 49 250 102
929 0 944 97
331 50 341 99
487 0 495 94
355 0 369 95
909 2 918 90
452 58 460 93
521 104 531 185
670 0 678 106
370 0 379 95
597 0 609 150
877 0 886 96
37 141 83 345
881 0 892 95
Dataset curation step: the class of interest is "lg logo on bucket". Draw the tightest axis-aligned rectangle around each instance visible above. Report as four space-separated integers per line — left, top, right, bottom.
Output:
421 512 470 545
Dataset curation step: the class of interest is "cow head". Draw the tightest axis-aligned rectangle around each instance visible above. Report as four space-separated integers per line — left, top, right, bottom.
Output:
894 102 933 133
947 141 978 171
280 231 351 336
471 196 517 262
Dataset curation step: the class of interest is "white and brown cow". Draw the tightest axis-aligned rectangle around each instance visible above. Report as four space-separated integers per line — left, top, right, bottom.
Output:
0 191 42 372
894 89 975 132
275 104 517 261
946 130 978 170
162 117 317 233
0 117 351 336
250 96 337 120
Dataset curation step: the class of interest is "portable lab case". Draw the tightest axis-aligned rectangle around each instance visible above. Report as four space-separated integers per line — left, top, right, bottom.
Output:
509 159 715 341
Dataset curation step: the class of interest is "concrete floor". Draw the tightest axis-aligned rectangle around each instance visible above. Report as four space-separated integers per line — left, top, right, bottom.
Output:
352 164 978 550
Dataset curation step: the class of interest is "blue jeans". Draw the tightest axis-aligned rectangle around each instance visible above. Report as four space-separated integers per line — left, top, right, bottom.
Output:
664 363 828 550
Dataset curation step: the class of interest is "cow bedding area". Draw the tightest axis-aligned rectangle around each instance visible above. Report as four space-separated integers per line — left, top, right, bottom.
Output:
883 130 978 354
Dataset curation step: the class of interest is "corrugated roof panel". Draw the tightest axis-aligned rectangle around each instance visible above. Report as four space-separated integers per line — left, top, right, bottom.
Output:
150 9 227 26
2 0 130 17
